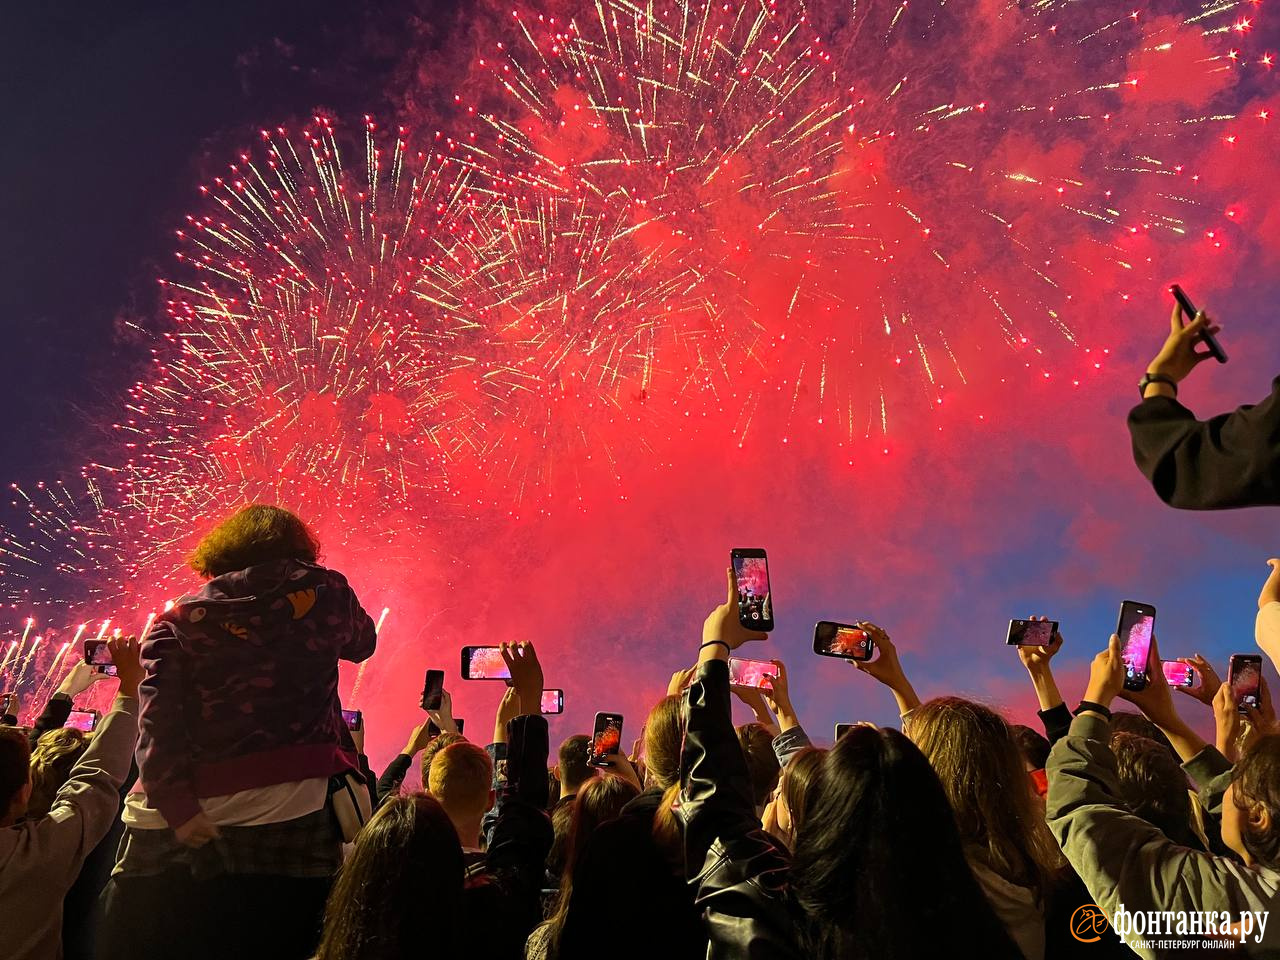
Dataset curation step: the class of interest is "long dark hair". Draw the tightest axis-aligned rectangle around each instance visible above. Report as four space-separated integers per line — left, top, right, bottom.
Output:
544 774 639 956
315 793 464 960
790 726 1023 960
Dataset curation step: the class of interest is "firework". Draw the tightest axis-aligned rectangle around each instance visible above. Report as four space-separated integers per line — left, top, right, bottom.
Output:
471 0 1270 448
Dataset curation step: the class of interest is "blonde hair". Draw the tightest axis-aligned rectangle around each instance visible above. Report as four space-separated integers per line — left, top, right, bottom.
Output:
28 728 88 819
428 741 493 817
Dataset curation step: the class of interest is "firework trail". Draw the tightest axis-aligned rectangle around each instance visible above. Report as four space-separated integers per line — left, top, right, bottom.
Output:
470 0 1274 448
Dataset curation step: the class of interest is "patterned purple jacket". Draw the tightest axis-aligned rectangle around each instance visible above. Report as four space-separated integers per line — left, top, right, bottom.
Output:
136 559 377 828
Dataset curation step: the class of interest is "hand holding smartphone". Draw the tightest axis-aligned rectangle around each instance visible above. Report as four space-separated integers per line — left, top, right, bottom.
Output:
588 712 624 766
727 657 778 690
1116 601 1156 691
813 621 875 662
731 549 774 632
1161 660 1200 691
1169 284 1227 363
1006 619 1059 647
84 638 118 677
1229 654 1263 714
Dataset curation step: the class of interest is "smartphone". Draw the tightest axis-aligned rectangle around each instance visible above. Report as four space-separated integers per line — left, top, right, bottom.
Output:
541 689 564 715
84 638 117 677
420 669 445 711
813 621 874 662
1162 661 1200 690
1229 654 1263 714
727 657 778 690
1169 284 1227 363
64 710 99 732
1 693 16 717
460 646 511 681
731 548 774 632
1006 619 1059 647
341 708 363 731
1117 601 1156 691
588 712 624 766
835 722 854 740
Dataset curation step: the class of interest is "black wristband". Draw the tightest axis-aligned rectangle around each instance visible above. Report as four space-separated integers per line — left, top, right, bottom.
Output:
1138 373 1178 399
1074 700 1112 720
700 640 731 652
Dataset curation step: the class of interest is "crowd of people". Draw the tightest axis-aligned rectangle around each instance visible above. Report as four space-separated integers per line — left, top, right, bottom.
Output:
3 300 1280 959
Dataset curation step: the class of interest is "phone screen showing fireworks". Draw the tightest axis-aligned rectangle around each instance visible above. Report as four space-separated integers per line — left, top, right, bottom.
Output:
1006 619 1058 647
461 646 510 680
1117 601 1155 691
1162 661 1198 690
84 639 117 677
727 657 777 690
1230 655 1263 714
731 548 774 632
541 689 564 715
588 713 623 766
64 710 98 732
813 621 874 662
420 669 445 710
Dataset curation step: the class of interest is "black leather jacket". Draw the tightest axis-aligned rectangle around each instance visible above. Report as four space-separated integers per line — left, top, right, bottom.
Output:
679 659 803 960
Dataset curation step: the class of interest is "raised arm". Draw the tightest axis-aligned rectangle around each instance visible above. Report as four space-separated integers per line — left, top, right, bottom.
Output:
1015 617 1073 743
851 623 920 718
1128 303 1280 509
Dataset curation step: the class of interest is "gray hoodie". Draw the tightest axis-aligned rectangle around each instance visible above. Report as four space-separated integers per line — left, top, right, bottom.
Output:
0 694 138 960
1048 713 1280 959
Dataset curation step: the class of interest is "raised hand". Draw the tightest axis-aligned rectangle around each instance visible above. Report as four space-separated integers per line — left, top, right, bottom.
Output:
1174 654 1222 708
429 688 459 737
852 624 920 714
108 635 145 699
1083 635 1126 710
501 642 544 717
701 567 768 661
1143 300 1221 394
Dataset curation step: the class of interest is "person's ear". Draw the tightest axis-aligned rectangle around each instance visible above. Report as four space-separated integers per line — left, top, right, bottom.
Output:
552 764 562 782
1250 800 1271 837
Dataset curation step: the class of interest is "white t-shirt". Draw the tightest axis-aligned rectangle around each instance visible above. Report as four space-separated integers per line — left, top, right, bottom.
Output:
122 777 328 830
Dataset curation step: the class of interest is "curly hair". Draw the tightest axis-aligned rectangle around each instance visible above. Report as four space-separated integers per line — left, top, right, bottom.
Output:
188 504 320 578
1231 733 1280 868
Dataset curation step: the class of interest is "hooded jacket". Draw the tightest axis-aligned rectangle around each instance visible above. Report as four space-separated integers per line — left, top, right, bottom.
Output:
136 559 376 828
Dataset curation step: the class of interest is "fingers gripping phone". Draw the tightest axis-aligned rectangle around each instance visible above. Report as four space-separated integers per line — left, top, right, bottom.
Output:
588 712 624 766
1117 601 1156 692
420 669 445 710
460 646 511 681
1230 654 1263 714
1169 284 1227 363
813 621 874 662
731 549 774 632
84 638 117 677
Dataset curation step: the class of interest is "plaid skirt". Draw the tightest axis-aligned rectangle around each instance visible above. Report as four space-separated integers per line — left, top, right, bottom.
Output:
111 807 341 880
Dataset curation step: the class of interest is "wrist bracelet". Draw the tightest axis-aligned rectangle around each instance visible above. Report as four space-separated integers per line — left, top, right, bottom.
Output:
1075 699 1112 720
700 640 731 652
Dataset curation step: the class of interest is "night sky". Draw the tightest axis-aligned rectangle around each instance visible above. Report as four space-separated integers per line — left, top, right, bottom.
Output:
2 0 1278 772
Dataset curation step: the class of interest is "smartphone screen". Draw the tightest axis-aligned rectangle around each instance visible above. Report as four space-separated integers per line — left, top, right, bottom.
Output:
813 621 874 661
1161 661 1198 689
588 713 623 766
731 549 774 632
540 689 564 715
341 708 363 731
64 710 98 732
1117 601 1156 691
461 646 511 681
1230 655 1263 713
84 639 117 677
420 669 445 710
727 657 777 690
835 722 854 740
1006 619 1058 647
